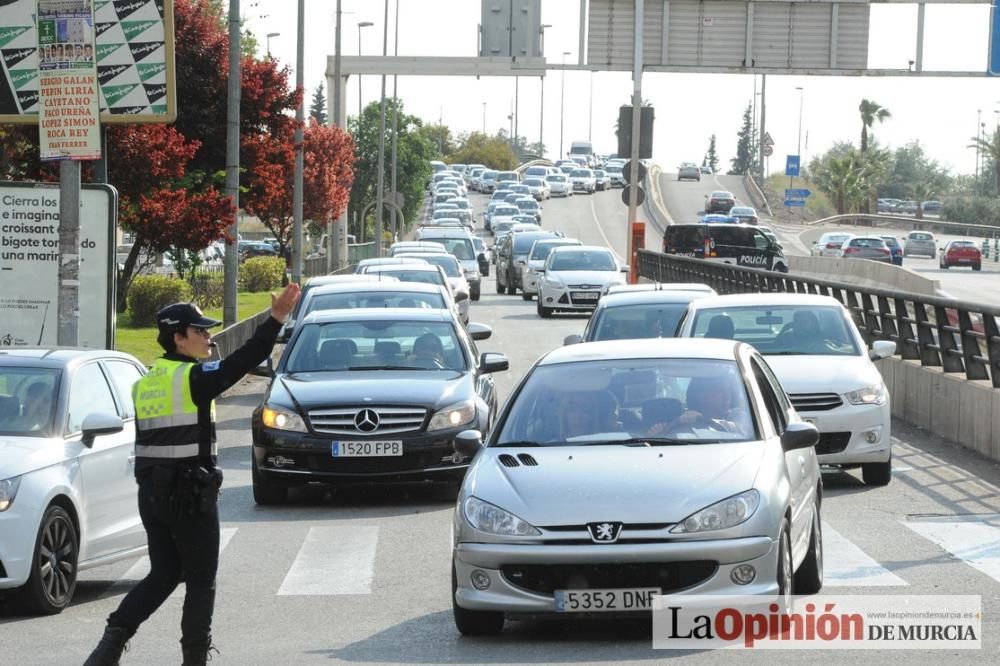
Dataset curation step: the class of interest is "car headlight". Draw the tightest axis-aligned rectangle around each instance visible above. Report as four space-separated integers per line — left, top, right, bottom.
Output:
670 490 760 534
464 496 541 536
464 269 479 279
0 476 21 512
428 399 475 431
544 276 564 288
845 383 887 406
261 405 308 432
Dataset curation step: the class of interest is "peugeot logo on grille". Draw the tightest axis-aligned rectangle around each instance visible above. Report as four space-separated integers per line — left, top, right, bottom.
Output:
354 408 380 432
587 522 623 543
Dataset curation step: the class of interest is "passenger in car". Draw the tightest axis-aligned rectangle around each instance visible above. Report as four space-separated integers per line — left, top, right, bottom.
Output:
555 390 618 440
705 314 735 339
777 311 829 353
408 334 446 367
664 376 747 434
642 398 683 435
13 382 52 432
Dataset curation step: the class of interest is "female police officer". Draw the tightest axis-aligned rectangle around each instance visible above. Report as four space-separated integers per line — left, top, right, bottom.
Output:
84 283 299 666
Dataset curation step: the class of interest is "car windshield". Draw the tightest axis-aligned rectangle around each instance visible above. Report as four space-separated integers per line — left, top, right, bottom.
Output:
606 166 622 173
495 358 757 446
691 305 861 356
370 269 445 286
710 192 732 198
549 250 617 271
880 237 900 248
848 238 886 249
307 290 446 313
495 207 520 216
571 170 591 177
287 321 467 372
529 242 575 261
515 199 538 210
408 237 475 262
732 208 754 215
494 222 514 234
401 254 462 277
591 303 690 341
514 234 553 253
910 233 933 241
524 178 543 187
0 367 61 437
951 241 976 248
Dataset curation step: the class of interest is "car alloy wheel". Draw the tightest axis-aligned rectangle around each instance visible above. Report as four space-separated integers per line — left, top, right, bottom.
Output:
862 454 892 486
793 502 823 594
777 519 793 608
16 505 78 614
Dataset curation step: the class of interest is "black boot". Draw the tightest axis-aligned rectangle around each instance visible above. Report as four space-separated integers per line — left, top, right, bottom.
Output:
181 641 219 665
83 625 133 666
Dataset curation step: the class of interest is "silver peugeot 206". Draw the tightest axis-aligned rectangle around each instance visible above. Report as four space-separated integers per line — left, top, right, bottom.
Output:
450 338 822 635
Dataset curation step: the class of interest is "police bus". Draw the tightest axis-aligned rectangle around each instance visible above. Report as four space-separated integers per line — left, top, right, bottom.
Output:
661 222 788 272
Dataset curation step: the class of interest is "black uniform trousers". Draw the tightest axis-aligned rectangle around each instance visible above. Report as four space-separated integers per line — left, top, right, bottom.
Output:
108 473 220 647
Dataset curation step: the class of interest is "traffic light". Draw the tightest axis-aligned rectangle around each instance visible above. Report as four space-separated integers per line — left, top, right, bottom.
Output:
616 106 654 159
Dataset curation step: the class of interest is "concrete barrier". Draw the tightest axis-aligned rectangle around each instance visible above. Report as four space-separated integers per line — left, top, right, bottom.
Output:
787 256 941 297
876 356 1000 461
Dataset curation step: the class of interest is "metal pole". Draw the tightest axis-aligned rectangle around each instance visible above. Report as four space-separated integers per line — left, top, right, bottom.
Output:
375 0 389 257
57 160 80 346
329 0 342 274
626 0 644 285
539 76 544 158
559 51 569 159
588 71 593 143
223 0 241 327
751 75 757 172
292 0 305 283
976 110 982 194
482 102 486 133
758 74 767 182
390 0 400 241
514 76 519 160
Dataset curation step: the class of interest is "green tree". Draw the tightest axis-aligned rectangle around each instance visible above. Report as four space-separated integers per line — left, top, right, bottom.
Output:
309 82 327 125
418 123 455 158
704 134 719 173
728 104 757 175
969 129 1000 195
448 132 518 170
859 99 890 154
348 99 435 238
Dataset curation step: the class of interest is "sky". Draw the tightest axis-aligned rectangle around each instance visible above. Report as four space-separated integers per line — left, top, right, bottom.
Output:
242 1 1000 176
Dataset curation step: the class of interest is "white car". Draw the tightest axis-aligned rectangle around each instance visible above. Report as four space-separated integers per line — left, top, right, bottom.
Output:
521 238 583 299
522 177 550 200
810 232 853 257
536 245 628 317
395 253 472 323
545 173 573 197
0 349 149 614
678 293 895 485
569 168 597 194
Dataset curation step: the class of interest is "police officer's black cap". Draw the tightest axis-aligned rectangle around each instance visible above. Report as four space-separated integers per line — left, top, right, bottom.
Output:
157 303 222 332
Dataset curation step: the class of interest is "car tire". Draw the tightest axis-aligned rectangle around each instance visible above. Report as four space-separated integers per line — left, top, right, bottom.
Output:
252 454 289 505
777 518 793 607
793 501 823 595
940 261 949 269
521 291 532 301
471 288 480 302
496 272 506 294
506 279 516 295
973 264 982 271
537 300 552 318
13 504 78 615
862 457 892 486
452 562 504 636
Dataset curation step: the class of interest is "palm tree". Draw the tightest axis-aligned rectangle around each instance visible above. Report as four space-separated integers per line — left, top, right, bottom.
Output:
969 129 1000 194
859 99 891 154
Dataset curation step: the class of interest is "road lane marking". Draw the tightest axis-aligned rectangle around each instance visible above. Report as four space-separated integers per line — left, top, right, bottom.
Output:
904 519 1000 584
107 527 238 598
590 198 625 262
277 526 378 595
822 522 908 587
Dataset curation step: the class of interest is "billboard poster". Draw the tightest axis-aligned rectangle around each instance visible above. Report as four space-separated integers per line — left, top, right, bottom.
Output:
0 182 117 349
0 0 175 123
37 0 101 160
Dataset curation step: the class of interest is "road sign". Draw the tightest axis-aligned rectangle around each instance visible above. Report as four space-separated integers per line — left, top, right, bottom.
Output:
623 160 648 184
762 132 774 147
784 188 811 199
784 199 806 208
762 145 773 157
785 155 801 177
622 185 646 207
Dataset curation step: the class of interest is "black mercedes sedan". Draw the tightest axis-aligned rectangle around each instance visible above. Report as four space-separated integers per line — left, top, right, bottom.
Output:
250 308 509 504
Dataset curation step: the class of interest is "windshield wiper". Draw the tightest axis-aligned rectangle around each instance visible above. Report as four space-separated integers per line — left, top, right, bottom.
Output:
766 351 809 356
347 365 424 371
615 437 692 447
495 440 544 447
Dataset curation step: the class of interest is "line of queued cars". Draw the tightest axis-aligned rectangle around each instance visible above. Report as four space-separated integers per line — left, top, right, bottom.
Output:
810 229 982 270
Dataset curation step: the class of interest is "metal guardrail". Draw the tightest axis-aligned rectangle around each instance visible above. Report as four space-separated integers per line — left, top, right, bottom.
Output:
637 250 1000 388
807 213 1000 239
743 173 773 218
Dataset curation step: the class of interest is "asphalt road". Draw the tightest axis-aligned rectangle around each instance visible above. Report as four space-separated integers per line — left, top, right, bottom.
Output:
3 188 1000 664
654 171 1000 306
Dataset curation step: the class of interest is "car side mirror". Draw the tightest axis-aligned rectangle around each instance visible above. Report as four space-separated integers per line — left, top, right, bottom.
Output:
279 323 294 343
563 334 583 345
81 412 125 448
454 429 484 458
536 267 545 273
455 291 470 302
251 357 274 378
467 323 493 340
780 421 819 452
479 351 509 373
869 340 896 360
621 264 630 273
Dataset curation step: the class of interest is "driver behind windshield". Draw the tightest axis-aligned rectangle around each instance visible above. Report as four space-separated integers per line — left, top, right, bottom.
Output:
651 376 749 435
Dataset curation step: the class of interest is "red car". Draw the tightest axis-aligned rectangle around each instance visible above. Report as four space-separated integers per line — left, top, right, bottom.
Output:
939 240 982 271
705 191 736 214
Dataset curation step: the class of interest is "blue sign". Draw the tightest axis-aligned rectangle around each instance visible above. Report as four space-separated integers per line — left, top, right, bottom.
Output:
785 155 801 177
784 199 806 208
785 188 811 199
991 0 1000 75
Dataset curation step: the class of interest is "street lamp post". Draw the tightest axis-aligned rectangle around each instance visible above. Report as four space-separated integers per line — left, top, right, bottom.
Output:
266 32 279 56
482 102 486 134
559 51 570 160
791 86 803 190
539 24 551 158
357 21 373 120
390 0 400 243
977 109 982 194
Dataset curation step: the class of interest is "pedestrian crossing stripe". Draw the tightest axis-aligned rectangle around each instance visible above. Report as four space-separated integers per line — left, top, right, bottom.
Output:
97 520 1000 597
